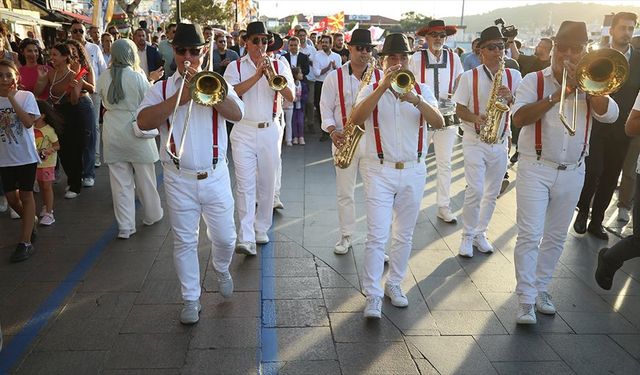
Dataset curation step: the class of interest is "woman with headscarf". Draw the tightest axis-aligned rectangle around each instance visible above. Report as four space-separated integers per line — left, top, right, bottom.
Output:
96 38 162 239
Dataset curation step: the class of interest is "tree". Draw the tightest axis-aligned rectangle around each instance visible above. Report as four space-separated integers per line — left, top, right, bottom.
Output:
171 0 234 28
116 0 142 23
399 11 432 33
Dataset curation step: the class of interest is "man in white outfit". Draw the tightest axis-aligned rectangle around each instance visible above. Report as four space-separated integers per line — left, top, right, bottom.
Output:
410 20 464 224
511 21 618 324
320 29 381 255
223 22 294 255
350 34 444 319
137 23 245 325
452 26 522 258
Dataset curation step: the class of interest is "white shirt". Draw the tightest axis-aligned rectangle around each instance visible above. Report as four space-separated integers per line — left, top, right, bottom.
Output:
632 91 640 173
83 41 107 82
356 81 438 163
452 64 523 138
137 71 245 171
312 50 342 82
0 91 41 166
320 62 381 132
512 66 619 165
138 46 149 76
300 43 317 81
223 54 295 122
409 48 464 101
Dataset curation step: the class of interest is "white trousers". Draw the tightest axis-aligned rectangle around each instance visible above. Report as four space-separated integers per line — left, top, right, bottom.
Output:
362 162 426 298
231 121 280 242
108 162 163 231
514 159 585 304
91 93 102 159
163 162 236 301
461 137 508 236
284 108 293 143
427 126 458 208
333 138 367 237
275 112 285 201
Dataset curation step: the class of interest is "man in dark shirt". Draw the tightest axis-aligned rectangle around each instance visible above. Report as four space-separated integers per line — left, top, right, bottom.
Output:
510 37 552 76
332 32 350 64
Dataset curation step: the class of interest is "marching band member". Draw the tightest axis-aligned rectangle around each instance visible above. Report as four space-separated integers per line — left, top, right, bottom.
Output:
452 26 522 258
223 22 294 255
410 20 464 224
350 33 444 319
511 21 618 324
320 29 381 255
137 23 245 325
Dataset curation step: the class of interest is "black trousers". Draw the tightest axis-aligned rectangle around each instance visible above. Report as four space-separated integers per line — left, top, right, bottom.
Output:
314 80 324 132
57 98 92 194
577 123 631 225
603 175 640 267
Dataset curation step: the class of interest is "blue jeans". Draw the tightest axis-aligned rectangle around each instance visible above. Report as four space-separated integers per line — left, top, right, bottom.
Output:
79 96 96 180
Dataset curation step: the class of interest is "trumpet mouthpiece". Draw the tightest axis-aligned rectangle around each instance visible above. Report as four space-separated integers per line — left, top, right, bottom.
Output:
184 61 191 68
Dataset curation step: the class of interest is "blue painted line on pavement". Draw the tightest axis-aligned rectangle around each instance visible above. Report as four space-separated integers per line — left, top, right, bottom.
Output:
259 222 279 374
0 173 164 374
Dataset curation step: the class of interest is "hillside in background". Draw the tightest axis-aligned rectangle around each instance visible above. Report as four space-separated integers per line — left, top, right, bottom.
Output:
442 2 640 34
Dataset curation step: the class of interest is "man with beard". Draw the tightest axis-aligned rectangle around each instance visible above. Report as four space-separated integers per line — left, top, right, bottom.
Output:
332 32 350 64
312 35 341 141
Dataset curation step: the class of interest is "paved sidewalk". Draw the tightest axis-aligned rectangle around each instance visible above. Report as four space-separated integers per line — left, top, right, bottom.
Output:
1 135 639 374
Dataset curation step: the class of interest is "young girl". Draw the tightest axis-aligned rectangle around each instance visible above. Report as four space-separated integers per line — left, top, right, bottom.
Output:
34 100 60 225
0 60 41 262
291 67 308 145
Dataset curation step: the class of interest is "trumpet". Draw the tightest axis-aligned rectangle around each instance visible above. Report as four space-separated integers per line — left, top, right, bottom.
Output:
559 47 628 136
263 56 287 91
389 69 415 95
166 39 228 168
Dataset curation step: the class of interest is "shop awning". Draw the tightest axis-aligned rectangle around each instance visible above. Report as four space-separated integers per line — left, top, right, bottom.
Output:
0 10 63 29
58 10 93 25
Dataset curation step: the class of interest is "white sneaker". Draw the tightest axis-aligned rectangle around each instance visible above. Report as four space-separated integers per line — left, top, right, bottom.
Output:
273 198 284 210
0 195 7 212
39 206 47 218
286 141 293 146
473 233 494 253
516 303 537 324
334 235 352 255
235 242 257 256
363 296 382 319
535 291 556 315
180 299 201 325
255 232 269 244
40 212 55 226
617 207 630 223
215 270 234 298
117 228 136 239
459 235 474 258
64 191 79 199
437 207 457 223
292 138 298 145
94 160 102 168
10 208 20 219
384 283 409 307
299 137 305 145
384 253 390 263
82 178 95 187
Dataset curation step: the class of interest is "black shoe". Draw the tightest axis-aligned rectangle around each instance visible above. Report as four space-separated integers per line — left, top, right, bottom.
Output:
573 211 588 234
500 178 509 195
319 132 329 142
587 223 609 240
510 151 519 164
10 243 35 263
595 248 619 290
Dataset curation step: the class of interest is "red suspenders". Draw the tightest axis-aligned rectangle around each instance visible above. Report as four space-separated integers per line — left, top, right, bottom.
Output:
237 58 280 118
337 67 381 129
472 66 513 138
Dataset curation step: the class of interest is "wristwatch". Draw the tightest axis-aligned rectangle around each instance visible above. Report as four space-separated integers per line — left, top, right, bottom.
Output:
413 95 423 108
548 94 554 103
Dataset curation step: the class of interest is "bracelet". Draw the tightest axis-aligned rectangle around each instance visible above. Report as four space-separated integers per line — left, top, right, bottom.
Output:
329 129 336 137
548 94 554 103
412 95 423 108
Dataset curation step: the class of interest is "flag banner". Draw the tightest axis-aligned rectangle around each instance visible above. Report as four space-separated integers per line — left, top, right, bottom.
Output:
369 25 385 41
327 11 345 32
288 15 299 36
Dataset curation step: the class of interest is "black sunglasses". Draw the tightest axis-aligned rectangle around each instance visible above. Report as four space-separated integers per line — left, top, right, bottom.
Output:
356 46 373 52
484 43 505 51
175 47 202 56
71 29 84 34
251 37 269 45
428 32 447 38
556 44 584 54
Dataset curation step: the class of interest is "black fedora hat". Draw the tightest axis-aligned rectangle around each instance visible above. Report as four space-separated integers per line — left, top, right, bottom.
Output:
553 21 589 45
267 32 283 52
171 23 206 47
478 26 507 47
379 33 414 56
416 20 457 37
347 29 374 47
243 21 270 40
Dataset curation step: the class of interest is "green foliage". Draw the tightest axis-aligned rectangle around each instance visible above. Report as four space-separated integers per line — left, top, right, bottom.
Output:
399 11 433 33
171 0 234 27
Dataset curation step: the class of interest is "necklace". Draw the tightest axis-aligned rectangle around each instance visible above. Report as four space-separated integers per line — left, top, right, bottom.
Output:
49 69 71 103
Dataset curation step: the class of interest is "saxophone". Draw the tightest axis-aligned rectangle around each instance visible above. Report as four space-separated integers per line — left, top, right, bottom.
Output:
479 59 510 144
333 57 378 169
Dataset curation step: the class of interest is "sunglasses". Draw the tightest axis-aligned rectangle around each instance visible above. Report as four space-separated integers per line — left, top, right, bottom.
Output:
556 44 584 54
71 29 84 34
356 46 373 52
428 32 447 38
251 37 269 45
484 43 505 51
175 47 202 56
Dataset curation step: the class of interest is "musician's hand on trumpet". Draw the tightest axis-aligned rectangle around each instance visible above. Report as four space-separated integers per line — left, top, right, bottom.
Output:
377 63 402 91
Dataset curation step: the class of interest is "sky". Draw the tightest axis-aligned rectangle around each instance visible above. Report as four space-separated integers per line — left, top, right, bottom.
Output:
258 0 638 20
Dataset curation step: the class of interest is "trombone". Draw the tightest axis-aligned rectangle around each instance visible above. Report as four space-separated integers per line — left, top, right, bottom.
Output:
166 39 228 168
558 47 628 136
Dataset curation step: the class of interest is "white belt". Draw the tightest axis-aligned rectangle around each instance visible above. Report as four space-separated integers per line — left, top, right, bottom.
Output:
240 119 274 128
162 160 224 180
521 155 583 171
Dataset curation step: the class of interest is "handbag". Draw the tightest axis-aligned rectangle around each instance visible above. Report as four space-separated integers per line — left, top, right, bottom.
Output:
131 112 159 139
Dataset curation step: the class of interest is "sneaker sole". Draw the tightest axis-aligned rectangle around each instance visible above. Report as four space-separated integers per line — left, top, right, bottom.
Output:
458 252 473 258
235 247 256 256
437 215 457 224
473 243 494 254
385 296 409 308
535 305 556 315
363 311 381 319
333 245 352 255
516 317 537 325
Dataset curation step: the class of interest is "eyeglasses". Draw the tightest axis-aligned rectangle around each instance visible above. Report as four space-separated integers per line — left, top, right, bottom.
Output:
175 47 202 56
428 32 447 38
555 44 584 54
251 37 269 45
355 46 373 52
484 43 505 51
71 29 84 34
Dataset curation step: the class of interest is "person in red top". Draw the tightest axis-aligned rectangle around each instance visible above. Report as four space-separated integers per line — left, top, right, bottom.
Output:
17 39 50 100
